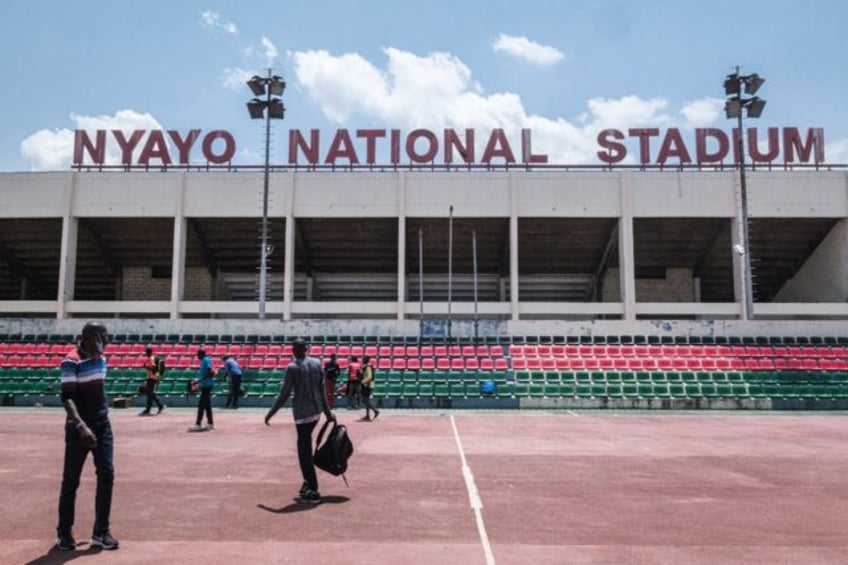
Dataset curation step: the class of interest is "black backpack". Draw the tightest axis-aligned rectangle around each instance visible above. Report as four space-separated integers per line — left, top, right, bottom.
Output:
313 419 354 485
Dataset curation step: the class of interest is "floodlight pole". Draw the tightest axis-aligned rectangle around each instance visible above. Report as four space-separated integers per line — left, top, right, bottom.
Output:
736 93 754 322
725 65 763 321
246 69 285 320
258 72 272 320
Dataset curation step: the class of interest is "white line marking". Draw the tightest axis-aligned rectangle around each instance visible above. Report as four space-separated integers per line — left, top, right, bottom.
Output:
567 410 580 417
451 414 495 565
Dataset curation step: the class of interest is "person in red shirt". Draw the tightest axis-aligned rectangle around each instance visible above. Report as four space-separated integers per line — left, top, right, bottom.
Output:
139 347 164 416
346 356 361 409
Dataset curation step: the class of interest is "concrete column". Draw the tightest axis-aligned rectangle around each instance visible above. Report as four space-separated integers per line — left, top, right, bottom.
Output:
619 172 636 321
730 215 746 319
56 173 78 319
169 174 187 319
283 175 295 321
397 171 407 320
509 172 520 320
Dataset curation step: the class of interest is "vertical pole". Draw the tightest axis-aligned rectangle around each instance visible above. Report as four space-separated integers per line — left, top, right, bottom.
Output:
472 228 478 343
447 205 453 341
419 227 424 342
736 68 754 321
258 69 272 320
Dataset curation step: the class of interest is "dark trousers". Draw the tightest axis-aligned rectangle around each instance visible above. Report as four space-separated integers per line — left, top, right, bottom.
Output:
57 419 114 537
195 388 213 426
325 379 336 409
144 378 163 411
225 374 242 408
296 420 319 492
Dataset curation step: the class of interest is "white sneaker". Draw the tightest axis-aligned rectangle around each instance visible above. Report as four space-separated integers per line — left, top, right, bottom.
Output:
187 424 204 432
204 424 215 431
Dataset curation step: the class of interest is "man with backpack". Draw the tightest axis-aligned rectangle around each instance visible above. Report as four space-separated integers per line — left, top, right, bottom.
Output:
139 347 165 416
264 338 335 504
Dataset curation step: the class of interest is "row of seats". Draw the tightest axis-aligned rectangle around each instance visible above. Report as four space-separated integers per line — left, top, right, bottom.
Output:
512 357 848 372
509 344 847 358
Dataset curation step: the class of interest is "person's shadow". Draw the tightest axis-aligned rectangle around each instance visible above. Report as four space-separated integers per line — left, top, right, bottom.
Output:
258 495 350 514
26 541 104 564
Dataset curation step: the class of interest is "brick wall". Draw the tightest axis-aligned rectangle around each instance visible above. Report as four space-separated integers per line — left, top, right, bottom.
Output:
121 267 214 300
602 268 695 302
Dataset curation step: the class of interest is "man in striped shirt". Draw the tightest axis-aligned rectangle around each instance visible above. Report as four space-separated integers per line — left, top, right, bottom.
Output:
56 321 119 551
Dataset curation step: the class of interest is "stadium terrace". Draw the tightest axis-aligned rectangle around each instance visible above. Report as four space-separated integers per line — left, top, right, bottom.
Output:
73 126 827 168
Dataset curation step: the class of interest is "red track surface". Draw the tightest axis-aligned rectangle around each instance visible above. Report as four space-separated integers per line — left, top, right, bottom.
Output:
2 407 847 564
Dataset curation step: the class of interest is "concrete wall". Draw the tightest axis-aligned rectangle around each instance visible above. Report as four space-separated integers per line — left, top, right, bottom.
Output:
775 219 848 302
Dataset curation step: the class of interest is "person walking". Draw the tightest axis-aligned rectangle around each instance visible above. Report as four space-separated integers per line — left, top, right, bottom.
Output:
323 353 340 409
188 349 215 432
264 338 335 504
359 355 380 421
56 321 119 551
222 355 243 409
139 347 165 416
346 356 361 409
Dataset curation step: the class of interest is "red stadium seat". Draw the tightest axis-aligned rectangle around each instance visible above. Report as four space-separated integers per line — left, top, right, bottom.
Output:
421 358 435 370
392 346 406 357
479 358 494 370
511 358 527 370
494 358 509 370
508 345 523 357
378 358 392 370
462 346 476 357
489 345 504 357
378 346 392 357
437 358 451 370
406 358 421 371
419 346 433 357
476 345 490 357
465 358 480 370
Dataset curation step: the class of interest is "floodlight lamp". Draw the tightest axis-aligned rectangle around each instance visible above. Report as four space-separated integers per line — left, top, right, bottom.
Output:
269 76 286 96
247 99 266 119
267 99 286 119
746 97 766 118
247 76 266 96
723 74 741 96
724 99 742 119
743 74 765 95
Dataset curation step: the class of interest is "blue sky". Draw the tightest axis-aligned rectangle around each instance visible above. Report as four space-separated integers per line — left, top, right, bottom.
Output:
2 0 847 171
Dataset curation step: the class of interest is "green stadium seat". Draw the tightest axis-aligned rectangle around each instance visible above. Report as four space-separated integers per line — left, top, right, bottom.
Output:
730 383 749 397
605 372 622 384
401 382 419 398
528 383 545 397
669 383 686 397
590 383 606 397
433 383 451 397
700 382 718 397
512 383 529 397
606 383 623 397
622 383 639 398
576 383 593 397
418 382 434 398
515 371 531 383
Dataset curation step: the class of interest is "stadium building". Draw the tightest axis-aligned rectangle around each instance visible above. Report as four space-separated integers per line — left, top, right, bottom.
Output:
0 125 846 409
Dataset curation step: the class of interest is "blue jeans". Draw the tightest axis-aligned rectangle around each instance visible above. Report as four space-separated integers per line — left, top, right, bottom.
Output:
57 419 114 536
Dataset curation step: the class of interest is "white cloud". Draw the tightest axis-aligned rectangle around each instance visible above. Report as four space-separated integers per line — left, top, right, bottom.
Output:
21 109 163 171
290 47 675 163
221 67 254 91
200 10 237 35
491 33 565 66
261 36 278 67
681 97 723 128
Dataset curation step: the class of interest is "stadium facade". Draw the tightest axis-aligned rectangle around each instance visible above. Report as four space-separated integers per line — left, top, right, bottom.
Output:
1 152 846 340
